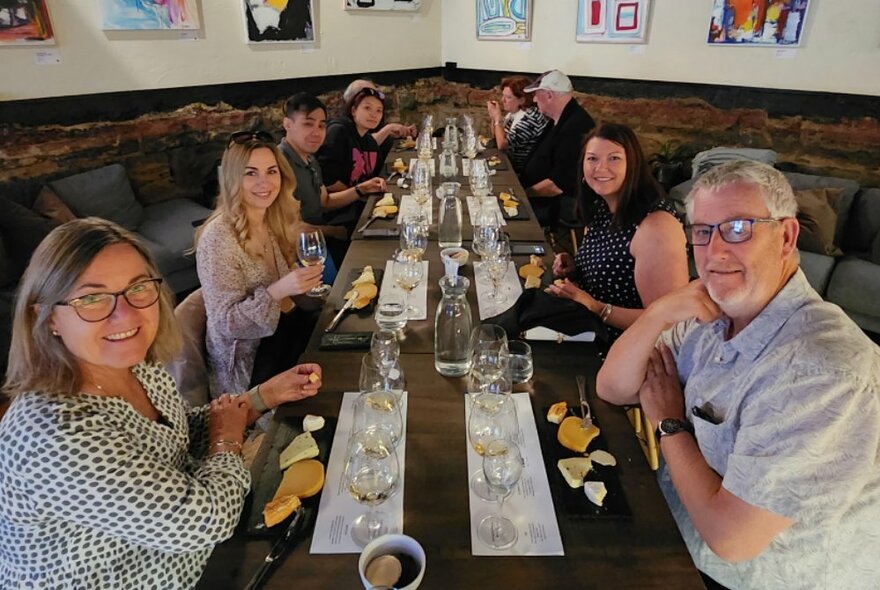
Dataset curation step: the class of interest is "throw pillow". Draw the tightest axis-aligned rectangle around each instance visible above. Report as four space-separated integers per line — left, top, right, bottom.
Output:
0 195 60 282
33 185 77 224
49 164 144 230
0 229 14 288
871 231 880 265
795 188 844 257
166 288 210 408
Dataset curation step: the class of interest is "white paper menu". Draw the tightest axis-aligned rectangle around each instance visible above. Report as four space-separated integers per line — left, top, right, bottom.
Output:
310 391 409 554
472 261 523 320
380 260 429 321
465 393 564 556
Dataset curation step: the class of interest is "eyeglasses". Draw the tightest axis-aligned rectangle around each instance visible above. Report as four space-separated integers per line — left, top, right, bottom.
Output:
685 218 785 246
227 130 274 147
55 278 163 322
354 87 385 101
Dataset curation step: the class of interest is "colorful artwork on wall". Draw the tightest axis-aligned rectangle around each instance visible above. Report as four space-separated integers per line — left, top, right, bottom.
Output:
344 0 421 11
576 0 651 43
0 0 54 45
101 0 200 30
244 0 315 43
476 0 532 41
707 0 810 46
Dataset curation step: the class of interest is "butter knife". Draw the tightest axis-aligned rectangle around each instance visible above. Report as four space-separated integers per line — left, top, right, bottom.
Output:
357 213 380 233
243 507 304 590
325 291 358 333
576 374 593 429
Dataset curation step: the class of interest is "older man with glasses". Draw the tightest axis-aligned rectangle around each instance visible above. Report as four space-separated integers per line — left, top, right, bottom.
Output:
597 160 880 589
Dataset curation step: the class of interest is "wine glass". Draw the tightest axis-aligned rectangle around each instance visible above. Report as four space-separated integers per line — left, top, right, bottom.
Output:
393 249 425 320
416 130 433 161
400 212 429 256
468 394 518 502
344 427 401 547
469 158 489 196
483 236 511 303
371 330 400 378
411 159 431 207
353 389 404 447
478 438 524 550
359 354 405 400
462 131 478 160
374 291 408 335
296 229 330 297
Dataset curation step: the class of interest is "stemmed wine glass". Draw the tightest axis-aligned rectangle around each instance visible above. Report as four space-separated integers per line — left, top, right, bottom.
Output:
483 236 511 304
400 211 429 257
359 354 406 400
469 324 510 390
411 159 432 207
344 427 401 547
371 330 400 378
468 393 518 502
352 389 404 447
393 249 425 320
296 229 330 297
478 438 524 550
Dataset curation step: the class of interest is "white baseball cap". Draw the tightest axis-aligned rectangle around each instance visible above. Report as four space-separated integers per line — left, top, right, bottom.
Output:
523 70 573 93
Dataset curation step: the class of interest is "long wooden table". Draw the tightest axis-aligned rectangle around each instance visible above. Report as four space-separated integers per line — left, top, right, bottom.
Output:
197 149 704 589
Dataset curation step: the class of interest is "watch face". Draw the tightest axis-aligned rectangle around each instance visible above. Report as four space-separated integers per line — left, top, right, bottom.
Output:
659 418 687 436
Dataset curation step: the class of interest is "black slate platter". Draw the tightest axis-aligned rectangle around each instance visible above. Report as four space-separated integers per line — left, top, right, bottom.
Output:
245 414 337 536
534 403 631 519
334 267 384 313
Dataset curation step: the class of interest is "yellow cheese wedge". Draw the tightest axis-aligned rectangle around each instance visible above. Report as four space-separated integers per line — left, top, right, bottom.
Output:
392 158 407 172
558 416 600 453
524 274 542 289
375 194 395 208
307 373 320 384
303 414 324 431
274 459 325 500
547 401 568 424
558 457 593 488
518 264 545 279
373 205 399 218
589 449 617 467
529 255 545 268
263 494 301 528
351 266 375 285
584 481 607 507
345 283 378 303
279 431 319 470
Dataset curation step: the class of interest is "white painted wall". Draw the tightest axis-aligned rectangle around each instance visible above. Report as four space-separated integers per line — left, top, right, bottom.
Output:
442 0 880 97
0 0 442 101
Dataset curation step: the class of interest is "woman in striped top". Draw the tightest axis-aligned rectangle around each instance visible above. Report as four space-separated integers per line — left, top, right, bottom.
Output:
486 76 548 174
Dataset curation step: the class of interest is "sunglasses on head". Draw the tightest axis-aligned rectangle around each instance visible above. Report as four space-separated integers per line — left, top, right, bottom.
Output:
227 130 274 147
355 87 385 101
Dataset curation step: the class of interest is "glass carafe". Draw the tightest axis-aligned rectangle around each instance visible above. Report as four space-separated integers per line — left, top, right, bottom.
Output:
443 117 459 152
438 147 458 180
434 275 473 377
438 194 462 248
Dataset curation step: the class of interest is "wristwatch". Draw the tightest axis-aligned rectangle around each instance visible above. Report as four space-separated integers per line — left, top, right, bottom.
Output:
655 418 694 439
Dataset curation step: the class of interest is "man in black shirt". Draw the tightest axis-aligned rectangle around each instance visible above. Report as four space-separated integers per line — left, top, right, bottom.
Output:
520 70 596 228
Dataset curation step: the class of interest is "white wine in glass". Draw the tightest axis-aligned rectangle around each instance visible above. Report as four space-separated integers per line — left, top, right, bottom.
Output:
297 229 330 297
393 249 424 320
478 439 524 550
345 428 400 547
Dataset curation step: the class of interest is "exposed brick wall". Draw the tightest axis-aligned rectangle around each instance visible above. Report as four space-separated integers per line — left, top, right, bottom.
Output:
1 76 877 209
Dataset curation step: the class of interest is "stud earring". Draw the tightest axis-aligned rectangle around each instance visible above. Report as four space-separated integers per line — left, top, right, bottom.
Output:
52 330 60 336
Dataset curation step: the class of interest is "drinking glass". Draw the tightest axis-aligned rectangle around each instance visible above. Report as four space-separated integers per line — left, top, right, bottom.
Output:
353 389 404 447
400 212 429 256
508 340 534 384
439 148 458 180
468 324 510 397
471 212 500 259
345 428 401 547
478 439 524 550
371 330 400 379
421 113 434 136
297 229 331 296
359 354 405 399
411 159 432 206
468 393 518 502
374 291 408 335
393 249 425 320
416 130 433 161
469 159 490 197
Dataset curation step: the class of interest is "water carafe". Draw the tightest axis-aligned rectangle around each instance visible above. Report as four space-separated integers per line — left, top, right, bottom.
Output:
438 194 462 248
434 275 473 376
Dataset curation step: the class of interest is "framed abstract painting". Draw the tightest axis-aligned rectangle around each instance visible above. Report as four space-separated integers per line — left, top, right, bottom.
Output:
243 0 315 43
707 0 810 46
344 0 421 11
101 0 201 31
0 0 55 45
576 0 651 44
476 0 532 42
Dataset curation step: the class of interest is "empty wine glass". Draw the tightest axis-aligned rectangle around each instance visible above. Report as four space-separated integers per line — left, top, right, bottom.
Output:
393 249 425 320
400 211 429 256
438 148 458 180
478 438 524 550
353 389 404 447
468 393 517 502
296 229 330 297
359 354 405 399
469 159 489 196
416 130 433 161
374 290 408 335
371 330 400 378
462 131 478 160
411 159 432 207
345 427 401 547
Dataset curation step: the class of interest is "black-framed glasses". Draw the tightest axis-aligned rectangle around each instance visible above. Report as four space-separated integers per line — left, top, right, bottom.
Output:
685 218 785 246
55 278 164 322
354 87 385 101
227 130 274 147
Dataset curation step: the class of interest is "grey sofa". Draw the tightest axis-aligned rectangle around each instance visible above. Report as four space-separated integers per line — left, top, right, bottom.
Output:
670 172 880 334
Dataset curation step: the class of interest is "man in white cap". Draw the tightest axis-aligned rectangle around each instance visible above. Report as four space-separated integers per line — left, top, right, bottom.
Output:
520 70 595 228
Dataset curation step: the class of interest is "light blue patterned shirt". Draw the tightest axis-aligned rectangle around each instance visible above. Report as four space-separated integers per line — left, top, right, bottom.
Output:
658 269 880 590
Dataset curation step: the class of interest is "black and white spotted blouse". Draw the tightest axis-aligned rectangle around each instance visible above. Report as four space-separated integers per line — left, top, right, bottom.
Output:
573 197 681 339
0 363 250 589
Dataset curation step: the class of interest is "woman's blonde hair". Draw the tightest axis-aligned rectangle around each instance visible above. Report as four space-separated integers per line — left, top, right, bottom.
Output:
196 139 301 266
3 218 181 397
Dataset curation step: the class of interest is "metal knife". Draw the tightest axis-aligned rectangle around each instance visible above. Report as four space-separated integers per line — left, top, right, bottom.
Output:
325 291 358 333
357 213 380 233
576 374 594 429
243 507 305 590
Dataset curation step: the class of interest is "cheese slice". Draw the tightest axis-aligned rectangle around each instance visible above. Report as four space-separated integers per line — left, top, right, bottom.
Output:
303 414 324 432
374 194 395 207
524 274 542 289
504 206 518 217
273 459 325 500
518 264 545 279
529 254 545 268
546 401 567 424
584 481 607 507
279 431 319 470
351 266 375 285
558 416 600 453
558 457 592 488
589 449 617 467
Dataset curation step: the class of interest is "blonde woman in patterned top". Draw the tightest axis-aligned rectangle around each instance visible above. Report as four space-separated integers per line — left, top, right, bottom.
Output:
196 131 324 395
0 218 322 589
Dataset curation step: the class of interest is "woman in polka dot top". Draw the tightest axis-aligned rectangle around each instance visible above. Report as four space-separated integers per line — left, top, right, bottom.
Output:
548 124 690 340
0 218 321 589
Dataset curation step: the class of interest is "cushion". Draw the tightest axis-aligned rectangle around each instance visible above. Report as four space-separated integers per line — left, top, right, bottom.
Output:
795 188 844 256
872 232 880 265
137 198 213 275
49 164 144 230
827 255 880 321
165 288 210 408
783 172 859 247
846 188 880 253
33 185 77 224
691 147 778 178
0 229 14 288
0 195 59 281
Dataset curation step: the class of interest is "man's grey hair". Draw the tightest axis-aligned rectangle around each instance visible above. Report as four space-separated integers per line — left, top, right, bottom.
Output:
685 160 798 221
343 79 375 103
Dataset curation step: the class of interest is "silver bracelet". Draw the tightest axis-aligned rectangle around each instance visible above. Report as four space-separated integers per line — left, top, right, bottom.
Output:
247 384 270 413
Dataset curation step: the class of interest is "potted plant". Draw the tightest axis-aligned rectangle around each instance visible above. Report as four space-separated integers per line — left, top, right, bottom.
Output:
650 142 695 190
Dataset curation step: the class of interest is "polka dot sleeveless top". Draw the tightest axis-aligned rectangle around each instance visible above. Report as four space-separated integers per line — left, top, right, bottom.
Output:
573 197 680 336
0 363 250 589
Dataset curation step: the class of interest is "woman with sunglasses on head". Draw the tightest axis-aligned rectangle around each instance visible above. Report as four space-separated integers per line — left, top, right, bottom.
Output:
0 218 322 588
548 123 690 341
195 131 324 396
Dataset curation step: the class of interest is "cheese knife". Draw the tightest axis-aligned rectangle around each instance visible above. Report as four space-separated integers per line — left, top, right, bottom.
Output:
325 290 358 333
576 374 594 429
